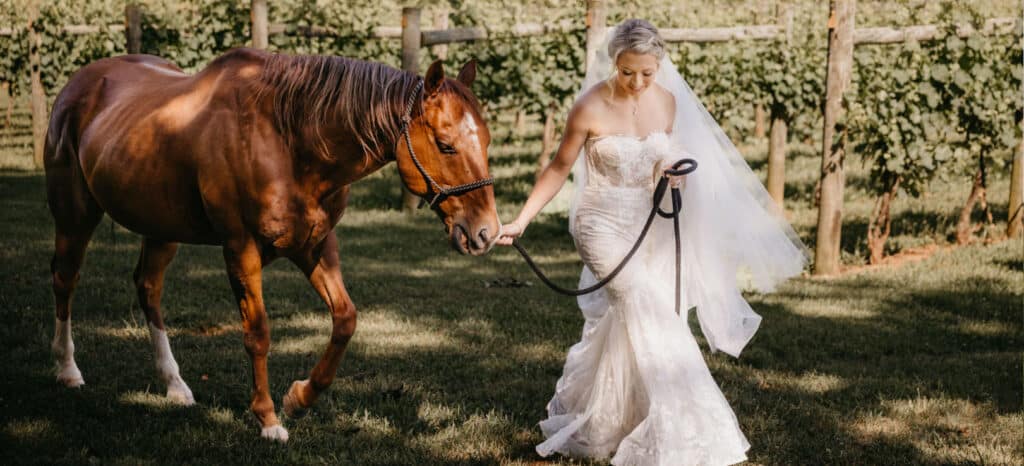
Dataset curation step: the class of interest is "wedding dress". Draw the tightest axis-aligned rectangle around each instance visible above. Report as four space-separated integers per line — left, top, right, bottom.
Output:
534 26 808 465
536 132 752 465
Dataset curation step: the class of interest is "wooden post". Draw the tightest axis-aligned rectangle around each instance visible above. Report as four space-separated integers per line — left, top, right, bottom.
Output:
814 0 855 275
125 4 142 54
432 6 449 60
1009 12 1023 239
402 7 421 73
767 115 787 206
585 0 606 72
29 2 46 169
766 3 794 208
400 7 422 212
1008 114 1023 238
514 110 527 140
251 0 268 49
536 103 557 179
751 0 768 140
1 81 10 129
754 105 766 139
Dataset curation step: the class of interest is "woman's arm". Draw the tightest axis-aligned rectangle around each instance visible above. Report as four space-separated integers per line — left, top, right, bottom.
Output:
496 103 591 245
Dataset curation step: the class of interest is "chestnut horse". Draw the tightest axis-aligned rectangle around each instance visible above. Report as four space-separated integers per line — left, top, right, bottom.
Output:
44 48 499 441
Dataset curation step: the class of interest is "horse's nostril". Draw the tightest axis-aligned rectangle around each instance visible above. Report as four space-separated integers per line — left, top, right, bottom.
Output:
477 228 489 243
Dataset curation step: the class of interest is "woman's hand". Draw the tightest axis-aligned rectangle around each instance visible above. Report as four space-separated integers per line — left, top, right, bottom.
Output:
496 220 526 246
663 168 686 188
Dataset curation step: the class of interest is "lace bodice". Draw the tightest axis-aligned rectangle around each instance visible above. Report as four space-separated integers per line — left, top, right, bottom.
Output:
583 132 671 190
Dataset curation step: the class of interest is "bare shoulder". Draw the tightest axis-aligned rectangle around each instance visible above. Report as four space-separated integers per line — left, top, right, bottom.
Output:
567 83 609 132
651 82 676 130
651 83 676 113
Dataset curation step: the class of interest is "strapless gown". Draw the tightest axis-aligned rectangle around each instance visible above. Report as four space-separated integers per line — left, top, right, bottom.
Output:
536 132 750 466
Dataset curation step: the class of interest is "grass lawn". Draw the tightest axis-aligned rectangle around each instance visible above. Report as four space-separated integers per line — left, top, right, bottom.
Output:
0 104 1020 465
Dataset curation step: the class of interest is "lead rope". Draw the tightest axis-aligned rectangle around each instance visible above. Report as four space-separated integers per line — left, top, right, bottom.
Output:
511 158 696 315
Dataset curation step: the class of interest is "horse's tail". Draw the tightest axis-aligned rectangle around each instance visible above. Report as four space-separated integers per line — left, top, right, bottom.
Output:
44 72 106 230
44 95 75 171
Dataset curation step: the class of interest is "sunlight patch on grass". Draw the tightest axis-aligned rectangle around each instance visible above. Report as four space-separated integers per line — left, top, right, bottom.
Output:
2 418 55 440
273 310 458 357
119 391 189 410
851 414 910 439
411 411 518 462
405 268 437 278
183 268 224 279
357 313 456 356
774 296 880 319
343 409 400 437
956 319 1017 337
452 317 499 340
334 211 413 227
416 400 461 429
789 372 847 394
851 396 1022 465
754 370 848 394
509 341 566 365
81 241 143 254
205 407 237 425
276 334 326 355
93 323 149 340
276 312 329 332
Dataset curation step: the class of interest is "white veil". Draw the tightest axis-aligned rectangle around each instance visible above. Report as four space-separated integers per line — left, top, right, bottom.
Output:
569 25 809 358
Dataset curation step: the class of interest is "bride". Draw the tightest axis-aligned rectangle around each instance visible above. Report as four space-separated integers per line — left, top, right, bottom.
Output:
496 19 808 465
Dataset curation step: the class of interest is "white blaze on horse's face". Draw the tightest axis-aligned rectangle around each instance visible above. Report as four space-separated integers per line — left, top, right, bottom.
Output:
459 112 482 154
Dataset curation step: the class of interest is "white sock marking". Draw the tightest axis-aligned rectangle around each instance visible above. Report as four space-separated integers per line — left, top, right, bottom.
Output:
148 322 195 405
261 425 290 442
52 317 84 387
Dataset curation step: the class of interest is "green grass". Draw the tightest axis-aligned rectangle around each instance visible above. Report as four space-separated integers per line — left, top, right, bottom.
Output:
0 110 1021 465
0 92 35 171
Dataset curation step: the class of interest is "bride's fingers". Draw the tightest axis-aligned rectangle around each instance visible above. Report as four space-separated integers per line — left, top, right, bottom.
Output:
500 224 522 237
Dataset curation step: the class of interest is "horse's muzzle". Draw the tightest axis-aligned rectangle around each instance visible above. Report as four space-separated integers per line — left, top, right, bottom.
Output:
450 222 495 256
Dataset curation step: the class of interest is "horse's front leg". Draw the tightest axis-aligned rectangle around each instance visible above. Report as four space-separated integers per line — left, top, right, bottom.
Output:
282 232 356 418
223 240 287 441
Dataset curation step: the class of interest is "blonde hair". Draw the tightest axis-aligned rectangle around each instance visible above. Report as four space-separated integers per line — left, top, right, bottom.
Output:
607 19 666 63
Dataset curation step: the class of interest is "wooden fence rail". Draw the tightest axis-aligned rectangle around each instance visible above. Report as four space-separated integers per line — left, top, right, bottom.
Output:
5 17 1017 44
854 16 1020 44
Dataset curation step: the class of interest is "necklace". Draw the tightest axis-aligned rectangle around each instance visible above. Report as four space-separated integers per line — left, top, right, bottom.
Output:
631 100 639 117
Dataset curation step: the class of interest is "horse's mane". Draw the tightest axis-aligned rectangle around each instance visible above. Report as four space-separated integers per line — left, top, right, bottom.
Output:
256 54 420 163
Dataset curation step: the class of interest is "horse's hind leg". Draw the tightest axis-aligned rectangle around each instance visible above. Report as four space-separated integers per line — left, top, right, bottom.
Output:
283 233 357 418
134 238 194 405
48 184 103 388
51 224 100 387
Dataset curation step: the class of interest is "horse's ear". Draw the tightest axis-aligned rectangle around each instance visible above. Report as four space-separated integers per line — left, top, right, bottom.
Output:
425 60 445 96
457 59 476 87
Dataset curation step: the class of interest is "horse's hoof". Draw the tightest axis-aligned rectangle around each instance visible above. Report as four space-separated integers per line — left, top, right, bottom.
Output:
166 380 195 406
260 425 289 442
283 379 310 418
56 365 85 388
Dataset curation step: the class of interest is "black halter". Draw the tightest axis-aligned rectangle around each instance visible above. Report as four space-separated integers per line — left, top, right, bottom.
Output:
398 79 494 210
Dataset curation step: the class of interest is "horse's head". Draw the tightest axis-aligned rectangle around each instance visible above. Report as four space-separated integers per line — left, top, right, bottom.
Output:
396 60 500 256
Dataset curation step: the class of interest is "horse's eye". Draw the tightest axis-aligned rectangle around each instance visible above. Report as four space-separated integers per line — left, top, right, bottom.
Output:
437 141 457 155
